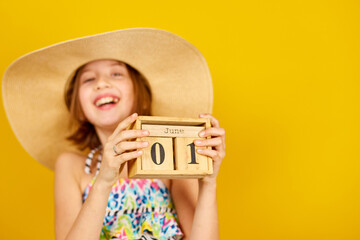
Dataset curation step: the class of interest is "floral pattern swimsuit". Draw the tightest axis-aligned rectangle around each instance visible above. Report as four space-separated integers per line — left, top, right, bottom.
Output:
82 177 183 240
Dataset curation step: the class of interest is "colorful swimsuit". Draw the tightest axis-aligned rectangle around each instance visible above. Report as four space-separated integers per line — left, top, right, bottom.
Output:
82 177 183 240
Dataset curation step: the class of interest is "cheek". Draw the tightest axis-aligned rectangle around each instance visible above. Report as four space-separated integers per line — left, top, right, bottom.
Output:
122 81 135 104
78 87 91 113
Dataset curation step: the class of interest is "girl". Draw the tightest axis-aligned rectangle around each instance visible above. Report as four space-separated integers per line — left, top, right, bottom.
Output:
3 29 225 240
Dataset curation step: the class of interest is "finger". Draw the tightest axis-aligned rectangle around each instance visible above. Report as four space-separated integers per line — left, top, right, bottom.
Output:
194 137 223 148
199 113 220 128
112 129 149 143
114 141 149 154
114 150 144 165
199 127 225 138
109 113 138 140
196 148 225 161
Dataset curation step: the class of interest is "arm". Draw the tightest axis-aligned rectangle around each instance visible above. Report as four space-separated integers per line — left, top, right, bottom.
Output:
54 113 150 240
171 114 225 240
55 154 113 240
171 179 198 238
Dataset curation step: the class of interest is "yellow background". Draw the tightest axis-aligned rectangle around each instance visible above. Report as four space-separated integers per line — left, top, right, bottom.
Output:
1 0 360 239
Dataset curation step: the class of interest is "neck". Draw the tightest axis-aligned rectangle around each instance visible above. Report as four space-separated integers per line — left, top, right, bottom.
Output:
95 126 116 146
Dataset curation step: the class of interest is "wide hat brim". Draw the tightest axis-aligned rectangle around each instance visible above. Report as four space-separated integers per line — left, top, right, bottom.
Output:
2 28 213 170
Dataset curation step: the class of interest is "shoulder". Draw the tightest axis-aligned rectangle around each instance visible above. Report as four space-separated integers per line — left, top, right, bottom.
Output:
55 151 86 181
55 152 85 170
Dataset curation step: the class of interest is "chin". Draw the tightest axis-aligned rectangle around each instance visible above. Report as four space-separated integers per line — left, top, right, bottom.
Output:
98 119 121 129
98 114 129 130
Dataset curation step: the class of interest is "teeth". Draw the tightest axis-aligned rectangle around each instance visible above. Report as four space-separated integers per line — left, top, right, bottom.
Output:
95 97 119 107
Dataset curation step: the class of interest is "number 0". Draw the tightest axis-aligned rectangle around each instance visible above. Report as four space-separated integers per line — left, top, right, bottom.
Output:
151 142 165 165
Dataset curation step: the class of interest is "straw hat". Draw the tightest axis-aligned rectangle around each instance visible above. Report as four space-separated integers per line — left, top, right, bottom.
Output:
2 28 213 170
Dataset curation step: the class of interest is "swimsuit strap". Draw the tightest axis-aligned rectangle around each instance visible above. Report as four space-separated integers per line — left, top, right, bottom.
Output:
84 146 102 175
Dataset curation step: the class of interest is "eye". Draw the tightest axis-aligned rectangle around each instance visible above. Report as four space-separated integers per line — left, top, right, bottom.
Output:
112 72 123 77
83 77 95 83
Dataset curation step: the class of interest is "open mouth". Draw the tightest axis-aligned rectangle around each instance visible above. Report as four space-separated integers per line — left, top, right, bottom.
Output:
95 96 119 107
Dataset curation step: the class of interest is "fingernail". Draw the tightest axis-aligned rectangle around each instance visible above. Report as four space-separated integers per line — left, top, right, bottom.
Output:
197 149 203 153
195 140 202 145
138 150 143 154
142 130 149 135
142 141 148 147
199 131 205 137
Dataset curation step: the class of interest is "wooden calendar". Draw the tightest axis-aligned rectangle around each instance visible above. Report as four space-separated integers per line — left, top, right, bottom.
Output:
128 116 213 178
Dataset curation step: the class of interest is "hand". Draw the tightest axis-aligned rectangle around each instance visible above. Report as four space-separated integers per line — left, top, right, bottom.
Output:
195 114 226 183
96 113 150 187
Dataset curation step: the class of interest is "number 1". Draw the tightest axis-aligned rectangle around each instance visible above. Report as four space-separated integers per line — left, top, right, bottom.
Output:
187 142 198 164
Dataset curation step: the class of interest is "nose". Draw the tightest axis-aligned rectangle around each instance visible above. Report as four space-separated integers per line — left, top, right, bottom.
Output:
94 76 111 90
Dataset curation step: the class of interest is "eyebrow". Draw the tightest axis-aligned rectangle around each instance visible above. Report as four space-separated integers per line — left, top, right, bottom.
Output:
80 62 125 75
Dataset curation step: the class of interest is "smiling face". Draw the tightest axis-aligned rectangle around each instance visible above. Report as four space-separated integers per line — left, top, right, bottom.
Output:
77 59 135 131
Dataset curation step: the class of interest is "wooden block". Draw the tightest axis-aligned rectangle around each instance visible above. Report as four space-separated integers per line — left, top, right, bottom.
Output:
130 170 209 179
138 116 208 126
174 137 209 172
141 137 174 171
142 124 205 138
128 116 213 178
128 119 142 177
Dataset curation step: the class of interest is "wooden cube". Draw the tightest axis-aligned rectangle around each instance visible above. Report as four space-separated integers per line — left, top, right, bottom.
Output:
174 137 208 173
141 137 174 171
128 116 213 178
